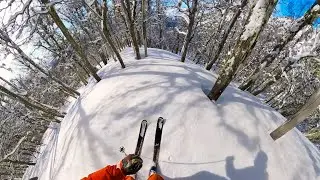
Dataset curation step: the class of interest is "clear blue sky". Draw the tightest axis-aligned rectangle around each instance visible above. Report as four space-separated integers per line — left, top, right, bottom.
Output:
274 0 320 26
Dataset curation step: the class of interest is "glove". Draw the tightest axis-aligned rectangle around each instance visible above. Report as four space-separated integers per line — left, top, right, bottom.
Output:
120 154 143 175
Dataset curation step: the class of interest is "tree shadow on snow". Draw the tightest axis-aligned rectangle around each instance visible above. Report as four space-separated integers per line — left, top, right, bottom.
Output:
159 151 269 180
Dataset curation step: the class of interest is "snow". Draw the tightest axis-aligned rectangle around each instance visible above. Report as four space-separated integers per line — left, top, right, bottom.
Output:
45 0 64 7
165 8 190 24
241 0 268 41
175 27 187 36
313 5 320 12
23 48 320 180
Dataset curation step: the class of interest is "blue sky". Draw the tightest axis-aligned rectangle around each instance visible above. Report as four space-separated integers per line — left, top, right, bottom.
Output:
274 0 320 26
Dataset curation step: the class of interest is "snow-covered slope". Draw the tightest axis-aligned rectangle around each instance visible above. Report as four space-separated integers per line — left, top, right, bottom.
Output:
24 48 320 180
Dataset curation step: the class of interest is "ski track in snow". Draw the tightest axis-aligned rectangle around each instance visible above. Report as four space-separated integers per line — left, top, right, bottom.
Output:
23 48 320 180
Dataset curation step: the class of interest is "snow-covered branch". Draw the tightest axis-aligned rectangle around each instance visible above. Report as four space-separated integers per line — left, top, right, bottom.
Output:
7 0 33 26
45 0 64 7
175 27 187 36
0 132 31 163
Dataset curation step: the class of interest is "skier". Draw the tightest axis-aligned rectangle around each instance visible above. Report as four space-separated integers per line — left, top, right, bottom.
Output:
82 154 164 180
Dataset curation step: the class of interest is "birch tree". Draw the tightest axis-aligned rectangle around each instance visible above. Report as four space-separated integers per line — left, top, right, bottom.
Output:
207 0 278 101
270 87 320 140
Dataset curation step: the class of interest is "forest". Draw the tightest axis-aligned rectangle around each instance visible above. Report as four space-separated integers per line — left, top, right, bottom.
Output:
0 0 320 179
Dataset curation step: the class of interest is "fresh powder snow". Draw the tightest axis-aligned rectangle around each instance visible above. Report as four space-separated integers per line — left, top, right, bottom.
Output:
240 0 268 41
23 48 320 180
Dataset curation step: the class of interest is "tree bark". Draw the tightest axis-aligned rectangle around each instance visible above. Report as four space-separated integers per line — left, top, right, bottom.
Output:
207 0 277 101
270 87 320 140
102 0 126 68
142 0 148 57
205 0 248 70
239 2 320 91
99 52 108 65
0 30 80 97
121 0 141 59
180 0 198 62
3 159 36 166
41 0 101 82
0 76 19 91
265 87 285 104
156 0 163 49
0 85 64 118
174 33 180 54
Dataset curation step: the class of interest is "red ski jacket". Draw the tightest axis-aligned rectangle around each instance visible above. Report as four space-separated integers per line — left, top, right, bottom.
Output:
81 165 163 180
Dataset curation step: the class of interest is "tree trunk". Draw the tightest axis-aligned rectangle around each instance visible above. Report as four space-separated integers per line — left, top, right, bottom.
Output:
73 56 91 77
41 0 101 82
270 87 320 140
265 87 285 104
205 0 248 70
3 159 36 166
102 0 126 68
157 0 163 48
207 0 277 101
202 8 229 63
142 0 148 57
0 30 80 97
72 65 88 86
239 2 320 90
99 52 108 65
121 0 141 59
180 0 198 62
174 33 180 54
0 76 19 91
0 85 64 118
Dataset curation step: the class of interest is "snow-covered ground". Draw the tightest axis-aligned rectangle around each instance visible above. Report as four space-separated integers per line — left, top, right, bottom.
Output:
24 48 320 180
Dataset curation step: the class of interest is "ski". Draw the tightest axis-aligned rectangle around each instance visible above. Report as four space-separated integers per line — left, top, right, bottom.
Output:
134 120 148 156
150 117 166 174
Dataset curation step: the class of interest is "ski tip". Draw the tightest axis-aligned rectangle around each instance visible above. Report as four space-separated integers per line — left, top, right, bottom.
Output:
141 119 149 126
158 117 166 124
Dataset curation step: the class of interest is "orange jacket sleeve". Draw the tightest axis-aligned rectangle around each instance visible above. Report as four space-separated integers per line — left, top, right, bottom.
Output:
81 165 126 180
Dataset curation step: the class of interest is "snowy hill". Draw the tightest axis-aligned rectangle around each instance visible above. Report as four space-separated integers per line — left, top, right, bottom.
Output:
24 48 320 180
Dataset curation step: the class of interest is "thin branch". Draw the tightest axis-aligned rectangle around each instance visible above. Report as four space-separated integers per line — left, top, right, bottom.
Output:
0 131 31 163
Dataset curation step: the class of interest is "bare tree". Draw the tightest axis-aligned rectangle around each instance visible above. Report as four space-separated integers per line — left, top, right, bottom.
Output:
102 0 126 68
0 84 64 118
41 0 101 82
0 29 80 97
180 0 199 62
207 0 278 101
239 2 320 91
156 0 163 48
205 0 248 70
252 55 317 96
270 87 320 140
142 0 148 57
121 0 141 59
